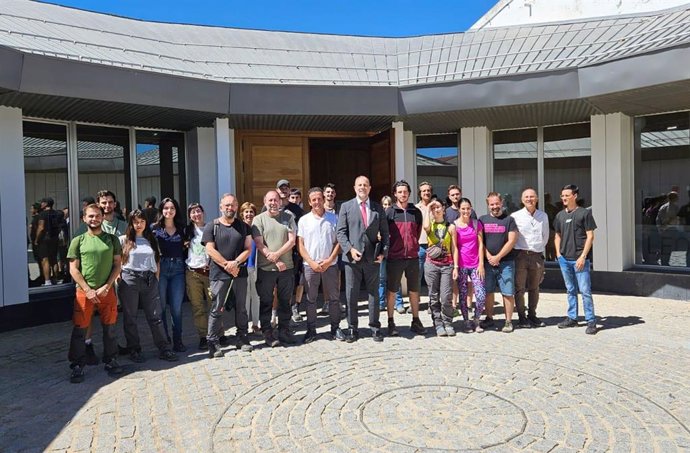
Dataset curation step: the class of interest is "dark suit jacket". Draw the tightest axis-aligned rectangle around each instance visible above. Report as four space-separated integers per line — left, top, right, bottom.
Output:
336 197 389 263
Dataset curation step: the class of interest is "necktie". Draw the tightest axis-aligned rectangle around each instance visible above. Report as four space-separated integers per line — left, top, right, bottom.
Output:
360 201 367 227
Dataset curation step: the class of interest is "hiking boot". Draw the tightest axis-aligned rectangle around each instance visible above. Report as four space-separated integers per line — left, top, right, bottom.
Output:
264 331 280 348
585 322 598 335
435 325 447 337
129 350 146 363
104 358 123 375
237 335 254 352
291 304 303 323
502 321 514 333
303 329 318 344
444 325 456 337
70 364 85 383
85 343 99 365
479 317 495 329
198 337 208 350
278 328 297 345
517 317 532 329
528 315 546 328
558 317 578 329
410 319 427 335
208 342 224 358
159 350 179 362
388 322 399 337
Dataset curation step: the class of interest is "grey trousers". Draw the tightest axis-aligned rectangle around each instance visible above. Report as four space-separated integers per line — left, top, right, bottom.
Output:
303 265 340 330
118 270 170 352
208 277 248 342
424 261 454 328
344 260 381 330
514 251 544 319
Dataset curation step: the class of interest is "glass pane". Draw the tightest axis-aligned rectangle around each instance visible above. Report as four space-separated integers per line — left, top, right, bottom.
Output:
634 112 690 269
136 130 186 212
23 121 71 288
543 123 591 261
77 125 130 222
493 129 537 214
415 134 458 203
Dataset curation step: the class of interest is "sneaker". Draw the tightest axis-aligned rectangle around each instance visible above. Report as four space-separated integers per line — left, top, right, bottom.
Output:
502 321 514 333
104 358 123 375
479 317 495 329
291 305 303 323
396 305 407 315
473 320 484 333
346 330 359 343
528 315 546 328
372 329 384 342
278 329 297 345
410 319 427 335
388 322 399 337
435 325 447 337
208 342 224 358
129 350 146 363
173 341 187 352
237 335 254 352
464 320 475 333
198 337 208 350
585 322 597 335
85 343 99 365
218 335 230 347
557 317 578 329
70 364 85 383
159 350 179 362
444 325 456 337
264 331 280 348
332 328 347 342
517 317 532 329
303 329 318 344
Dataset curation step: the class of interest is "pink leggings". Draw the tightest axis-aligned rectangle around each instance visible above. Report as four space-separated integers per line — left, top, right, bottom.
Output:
457 267 486 321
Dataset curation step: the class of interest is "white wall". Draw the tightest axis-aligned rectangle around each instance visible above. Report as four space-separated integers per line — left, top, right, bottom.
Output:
460 127 492 216
0 107 29 306
472 0 688 29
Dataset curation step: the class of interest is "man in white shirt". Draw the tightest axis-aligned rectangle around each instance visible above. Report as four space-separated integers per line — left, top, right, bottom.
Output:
510 187 549 328
298 188 341 343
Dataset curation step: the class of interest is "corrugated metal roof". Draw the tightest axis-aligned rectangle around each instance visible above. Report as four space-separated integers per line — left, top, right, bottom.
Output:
0 0 688 87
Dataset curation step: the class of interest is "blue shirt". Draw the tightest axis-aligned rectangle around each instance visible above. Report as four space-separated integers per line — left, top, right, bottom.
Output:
152 225 185 259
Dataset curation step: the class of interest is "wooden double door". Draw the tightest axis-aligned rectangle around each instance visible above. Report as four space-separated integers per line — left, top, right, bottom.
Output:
237 131 393 207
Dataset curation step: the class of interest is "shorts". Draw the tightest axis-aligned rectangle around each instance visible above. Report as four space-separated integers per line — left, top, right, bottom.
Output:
37 238 58 264
73 287 118 328
386 258 420 293
484 260 515 296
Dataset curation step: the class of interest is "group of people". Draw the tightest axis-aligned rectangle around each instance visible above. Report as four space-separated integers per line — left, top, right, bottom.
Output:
63 177 599 384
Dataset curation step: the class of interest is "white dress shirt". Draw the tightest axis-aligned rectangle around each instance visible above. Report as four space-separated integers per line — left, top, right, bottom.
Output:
511 207 549 253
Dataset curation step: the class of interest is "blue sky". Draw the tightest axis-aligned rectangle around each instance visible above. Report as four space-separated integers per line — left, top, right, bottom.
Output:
42 0 497 36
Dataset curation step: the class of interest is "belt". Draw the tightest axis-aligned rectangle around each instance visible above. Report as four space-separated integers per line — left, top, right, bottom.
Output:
122 268 155 281
517 250 544 256
188 267 209 277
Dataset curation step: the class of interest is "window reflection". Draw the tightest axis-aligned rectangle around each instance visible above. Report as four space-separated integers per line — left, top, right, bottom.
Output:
23 121 70 288
416 134 458 202
493 128 537 214
136 130 186 211
635 112 690 269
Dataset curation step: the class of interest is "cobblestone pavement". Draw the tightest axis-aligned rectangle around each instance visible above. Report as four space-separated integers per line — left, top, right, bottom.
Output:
1 291 689 453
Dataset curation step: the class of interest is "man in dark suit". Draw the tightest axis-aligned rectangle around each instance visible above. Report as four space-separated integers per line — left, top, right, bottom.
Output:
336 175 389 342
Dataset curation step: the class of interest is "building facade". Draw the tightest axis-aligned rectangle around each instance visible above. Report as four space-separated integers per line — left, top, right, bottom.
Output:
1 0 689 330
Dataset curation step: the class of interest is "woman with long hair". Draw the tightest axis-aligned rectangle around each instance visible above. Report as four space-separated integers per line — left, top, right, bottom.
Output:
151 197 187 351
184 203 213 350
452 198 486 333
240 202 261 334
423 199 457 337
118 210 178 362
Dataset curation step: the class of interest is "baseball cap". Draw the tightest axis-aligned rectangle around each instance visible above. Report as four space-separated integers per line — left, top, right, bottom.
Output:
276 179 290 188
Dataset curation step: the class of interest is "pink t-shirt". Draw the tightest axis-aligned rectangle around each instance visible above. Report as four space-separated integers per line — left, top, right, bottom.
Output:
456 220 483 269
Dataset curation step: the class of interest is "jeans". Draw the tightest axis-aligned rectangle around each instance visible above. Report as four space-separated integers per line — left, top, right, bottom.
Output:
378 259 403 309
557 256 595 323
159 257 186 344
418 244 427 287
246 267 260 326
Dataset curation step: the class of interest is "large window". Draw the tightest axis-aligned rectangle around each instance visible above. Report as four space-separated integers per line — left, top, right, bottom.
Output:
634 111 690 270
493 128 537 214
23 121 70 288
136 130 186 210
416 134 459 202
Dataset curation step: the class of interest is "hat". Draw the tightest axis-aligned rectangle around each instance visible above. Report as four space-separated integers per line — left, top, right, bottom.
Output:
40 197 55 207
276 179 290 188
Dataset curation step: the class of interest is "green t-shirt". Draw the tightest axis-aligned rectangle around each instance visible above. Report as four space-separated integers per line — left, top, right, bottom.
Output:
67 231 122 288
251 211 296 271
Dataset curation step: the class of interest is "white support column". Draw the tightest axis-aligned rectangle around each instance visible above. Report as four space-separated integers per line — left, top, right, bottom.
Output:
0 107 28 306
214 118 235 196
404 130 415 187
189 127 218 213
460 126 492 217
590 113 634 272
392 121 412 181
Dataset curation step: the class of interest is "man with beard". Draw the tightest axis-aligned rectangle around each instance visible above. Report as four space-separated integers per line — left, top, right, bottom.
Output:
77 190 127 236
479 193 518 333
336 176 388 342
252 190 298 347
202 194 253 358
66 204 123 383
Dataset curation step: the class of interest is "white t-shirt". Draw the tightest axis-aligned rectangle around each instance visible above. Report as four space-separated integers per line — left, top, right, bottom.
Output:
297 211 338 266
120 236 157 273
186 225 208 269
